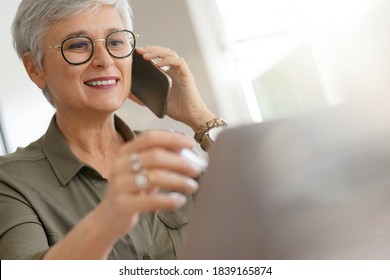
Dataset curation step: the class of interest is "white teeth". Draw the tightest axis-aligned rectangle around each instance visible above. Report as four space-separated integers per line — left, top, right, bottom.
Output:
86 79 116 86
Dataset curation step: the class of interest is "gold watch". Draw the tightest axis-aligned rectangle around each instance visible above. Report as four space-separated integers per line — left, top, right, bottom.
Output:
194 118 228 151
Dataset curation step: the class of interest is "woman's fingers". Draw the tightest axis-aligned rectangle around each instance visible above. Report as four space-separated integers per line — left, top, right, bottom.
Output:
135 46 192 82
111 167 199 194
109 130 201 196
127 191 188 213
133 148 202 177
137 46 179 59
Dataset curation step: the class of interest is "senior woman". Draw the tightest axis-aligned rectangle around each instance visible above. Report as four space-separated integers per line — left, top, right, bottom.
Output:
0 0 226 259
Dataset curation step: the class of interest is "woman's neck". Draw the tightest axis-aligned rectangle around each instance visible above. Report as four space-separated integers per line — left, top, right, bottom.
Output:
55 112 125 178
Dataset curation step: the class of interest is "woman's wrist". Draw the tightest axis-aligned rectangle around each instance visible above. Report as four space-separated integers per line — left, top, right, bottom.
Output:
186 110 217 132
43 210 117 259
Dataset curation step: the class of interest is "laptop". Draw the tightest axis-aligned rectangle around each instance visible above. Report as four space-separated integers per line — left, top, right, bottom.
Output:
180 102 390 259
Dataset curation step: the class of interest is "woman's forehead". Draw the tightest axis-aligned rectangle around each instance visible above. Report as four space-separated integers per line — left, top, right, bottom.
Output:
46 6 125 40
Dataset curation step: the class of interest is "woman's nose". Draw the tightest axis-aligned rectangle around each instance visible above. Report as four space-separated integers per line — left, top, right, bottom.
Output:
91 41 114 68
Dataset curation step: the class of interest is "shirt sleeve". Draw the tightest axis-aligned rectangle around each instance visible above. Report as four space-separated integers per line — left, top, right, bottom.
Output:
0 185 49 259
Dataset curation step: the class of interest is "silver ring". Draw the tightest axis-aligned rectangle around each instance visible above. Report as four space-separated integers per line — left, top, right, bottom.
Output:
129 152 142 172
134 169 155 189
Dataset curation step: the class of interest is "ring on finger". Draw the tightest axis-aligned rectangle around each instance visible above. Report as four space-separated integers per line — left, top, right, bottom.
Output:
129 152 142 172
134 169 156 189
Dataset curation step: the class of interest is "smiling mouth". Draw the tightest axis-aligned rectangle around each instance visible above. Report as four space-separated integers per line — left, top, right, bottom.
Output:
85 79 117 87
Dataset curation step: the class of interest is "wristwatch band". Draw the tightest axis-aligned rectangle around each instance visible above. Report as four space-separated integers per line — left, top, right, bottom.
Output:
194 118 228 151
194 118 227 143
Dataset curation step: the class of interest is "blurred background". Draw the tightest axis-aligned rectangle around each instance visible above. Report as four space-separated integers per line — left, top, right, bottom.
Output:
0 0 387 154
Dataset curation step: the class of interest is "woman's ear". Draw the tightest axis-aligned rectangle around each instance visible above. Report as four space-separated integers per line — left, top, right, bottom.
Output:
22 53 46 90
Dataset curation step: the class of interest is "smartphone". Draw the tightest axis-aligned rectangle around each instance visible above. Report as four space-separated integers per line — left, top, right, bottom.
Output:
131 52 172 118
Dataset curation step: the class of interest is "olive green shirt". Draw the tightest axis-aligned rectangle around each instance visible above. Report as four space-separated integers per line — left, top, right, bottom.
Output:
0 115 193 260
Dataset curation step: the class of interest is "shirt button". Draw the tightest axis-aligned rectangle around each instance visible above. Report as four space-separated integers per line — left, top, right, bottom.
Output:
143 254 152 260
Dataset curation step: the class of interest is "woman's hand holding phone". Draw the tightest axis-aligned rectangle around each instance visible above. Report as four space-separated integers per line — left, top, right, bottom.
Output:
134 46 216 131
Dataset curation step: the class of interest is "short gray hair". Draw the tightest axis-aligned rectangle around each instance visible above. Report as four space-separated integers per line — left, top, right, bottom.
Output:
11 0 133 106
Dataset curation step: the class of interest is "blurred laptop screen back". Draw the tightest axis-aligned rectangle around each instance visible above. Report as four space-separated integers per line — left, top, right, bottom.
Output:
181 103 390 259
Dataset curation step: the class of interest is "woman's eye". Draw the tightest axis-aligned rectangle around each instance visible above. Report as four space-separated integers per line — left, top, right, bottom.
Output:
108 40 124 48
65 41 91 52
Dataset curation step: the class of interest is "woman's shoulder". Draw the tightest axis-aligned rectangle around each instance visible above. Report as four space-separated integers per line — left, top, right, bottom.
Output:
0 137 45 172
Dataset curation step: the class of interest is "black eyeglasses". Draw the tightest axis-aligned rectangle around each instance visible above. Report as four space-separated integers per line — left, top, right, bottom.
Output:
48 29 137 65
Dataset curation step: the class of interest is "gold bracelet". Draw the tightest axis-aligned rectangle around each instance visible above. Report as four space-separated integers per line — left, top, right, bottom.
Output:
194 118 228 143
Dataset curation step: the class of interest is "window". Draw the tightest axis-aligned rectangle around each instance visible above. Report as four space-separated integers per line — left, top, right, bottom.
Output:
188 0 376 123
215 0 325 121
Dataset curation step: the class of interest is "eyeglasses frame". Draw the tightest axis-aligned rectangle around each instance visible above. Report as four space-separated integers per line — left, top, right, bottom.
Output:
48 29 137 65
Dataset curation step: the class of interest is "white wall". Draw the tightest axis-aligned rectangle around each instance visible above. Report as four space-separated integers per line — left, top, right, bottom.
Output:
0 0 222 154
0 1 55 153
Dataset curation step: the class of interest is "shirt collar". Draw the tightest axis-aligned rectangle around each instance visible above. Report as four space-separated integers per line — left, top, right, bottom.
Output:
42 114 136 186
